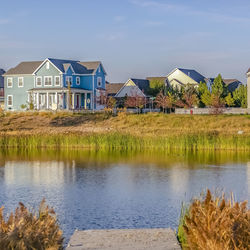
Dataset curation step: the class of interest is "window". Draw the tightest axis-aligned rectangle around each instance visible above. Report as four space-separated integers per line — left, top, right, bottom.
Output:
44 76 52 86
76 77 80 85
46 62 50 70
36 77 42 87
18 77 24 88
66 76 72 86
7 78 13 88
55 76 60 86
97 77 102 87
7 95 13 107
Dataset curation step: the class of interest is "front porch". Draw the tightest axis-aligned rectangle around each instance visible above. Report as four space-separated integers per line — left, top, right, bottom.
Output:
28 88 93 111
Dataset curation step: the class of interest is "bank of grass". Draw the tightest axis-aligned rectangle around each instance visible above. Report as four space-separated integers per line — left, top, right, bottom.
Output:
0 111 249 150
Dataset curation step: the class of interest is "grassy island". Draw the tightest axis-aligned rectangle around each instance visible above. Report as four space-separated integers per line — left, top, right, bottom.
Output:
0 111 249 151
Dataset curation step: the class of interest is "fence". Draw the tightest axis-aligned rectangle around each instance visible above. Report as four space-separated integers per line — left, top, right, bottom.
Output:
175 108 250 115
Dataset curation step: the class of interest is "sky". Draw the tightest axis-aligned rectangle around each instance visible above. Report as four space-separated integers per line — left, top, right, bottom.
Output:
0 0 250 83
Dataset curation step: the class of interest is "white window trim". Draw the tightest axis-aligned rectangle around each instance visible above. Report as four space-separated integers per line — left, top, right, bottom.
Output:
46 62 50 70
76 76 80 85
44 76 53 86
18 77 24 88
97 77 102 87
7 95 13 107
36 76 42 87
55 76 60 86
7 78 13 88
66 76 73 86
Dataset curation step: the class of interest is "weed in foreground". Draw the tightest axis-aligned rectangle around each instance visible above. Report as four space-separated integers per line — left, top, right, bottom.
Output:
179 190 250 250
0 199 63 250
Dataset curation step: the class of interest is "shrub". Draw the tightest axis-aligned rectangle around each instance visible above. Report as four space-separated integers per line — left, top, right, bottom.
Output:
180 190 250 250
0 199 63 250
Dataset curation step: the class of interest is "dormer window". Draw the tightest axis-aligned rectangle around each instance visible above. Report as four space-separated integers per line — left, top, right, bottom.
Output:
76 77 80 85
46 62 50 70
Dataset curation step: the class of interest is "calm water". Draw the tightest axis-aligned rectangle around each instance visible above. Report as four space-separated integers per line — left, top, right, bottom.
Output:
0 150 249 243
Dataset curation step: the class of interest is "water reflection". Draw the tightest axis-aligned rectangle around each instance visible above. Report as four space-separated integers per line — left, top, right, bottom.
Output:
0 149 249 243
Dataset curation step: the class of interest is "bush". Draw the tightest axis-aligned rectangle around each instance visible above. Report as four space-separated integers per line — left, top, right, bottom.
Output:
0 199 63 250
179 190 250 250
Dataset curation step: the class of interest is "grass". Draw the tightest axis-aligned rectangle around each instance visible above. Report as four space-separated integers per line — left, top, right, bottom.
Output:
0 111 249 150
0 199 63 249
178 190 250 250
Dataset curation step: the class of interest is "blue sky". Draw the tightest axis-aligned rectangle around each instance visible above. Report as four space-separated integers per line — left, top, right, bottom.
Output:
0 0 250 83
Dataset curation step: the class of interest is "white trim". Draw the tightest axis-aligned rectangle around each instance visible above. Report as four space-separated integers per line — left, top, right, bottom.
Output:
7 95 13 107
32 58 63 75
76 76 80 85
44 76 53 86
46 61 50 70
7 77 13 88
54 76 60 86
36 76 42 87
18 77 24 88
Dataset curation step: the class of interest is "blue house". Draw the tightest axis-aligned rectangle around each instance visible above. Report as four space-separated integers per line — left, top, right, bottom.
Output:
0 68 5 108
3 58 107 111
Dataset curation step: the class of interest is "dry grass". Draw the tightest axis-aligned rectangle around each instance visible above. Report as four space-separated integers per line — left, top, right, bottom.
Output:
0 112 249 150
0 199 63 250
180 190 250 250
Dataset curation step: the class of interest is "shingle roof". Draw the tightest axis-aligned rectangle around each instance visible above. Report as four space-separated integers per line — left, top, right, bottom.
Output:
0 69 5 88
131 79 150 94
5 61 43 75
178 68 205 83
106 83 124 96
4 59 102 76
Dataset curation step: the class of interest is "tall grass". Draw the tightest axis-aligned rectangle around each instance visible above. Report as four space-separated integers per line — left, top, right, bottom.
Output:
178 190 250 250
0 199 63 249
0 132 249 151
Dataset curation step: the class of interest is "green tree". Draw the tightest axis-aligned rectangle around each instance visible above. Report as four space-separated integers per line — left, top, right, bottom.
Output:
225 93 235 107
232 85 247 108
212 74 227 98
198 82 211 107
148 79 166 96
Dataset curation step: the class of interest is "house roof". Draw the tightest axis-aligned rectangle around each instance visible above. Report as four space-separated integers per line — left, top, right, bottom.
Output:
130 78 150 94
5 61 43 75
0 69 5 88
177 68 206 83
4 58 104 76
106 83 124 96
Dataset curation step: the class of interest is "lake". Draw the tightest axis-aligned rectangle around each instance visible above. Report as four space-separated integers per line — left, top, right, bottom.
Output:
0 149 249 243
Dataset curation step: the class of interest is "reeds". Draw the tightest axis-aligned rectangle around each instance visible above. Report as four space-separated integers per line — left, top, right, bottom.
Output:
0 132 249 151
178 190 250 250
0 199 63 249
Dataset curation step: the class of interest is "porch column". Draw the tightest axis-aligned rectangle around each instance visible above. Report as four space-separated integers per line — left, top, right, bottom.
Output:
46 92 49 109
84 93 87 109
37 93 39 110
72 93 75 110
55 92 58 110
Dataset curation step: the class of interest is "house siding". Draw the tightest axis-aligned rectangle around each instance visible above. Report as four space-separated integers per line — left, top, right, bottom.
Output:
116 79 145 97
4 75 34 110
247 72 250 109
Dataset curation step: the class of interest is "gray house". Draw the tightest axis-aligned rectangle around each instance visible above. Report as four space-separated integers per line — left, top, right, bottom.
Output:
3 58 106 111
0 68 5 108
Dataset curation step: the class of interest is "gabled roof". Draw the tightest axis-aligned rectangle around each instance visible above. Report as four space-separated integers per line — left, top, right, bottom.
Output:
4 58 105 76
130 78 150 94
5 61 43 75
178 68 206 83
106 83 124 96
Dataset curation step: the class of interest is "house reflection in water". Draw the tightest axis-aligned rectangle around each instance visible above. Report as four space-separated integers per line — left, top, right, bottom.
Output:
4 160 76 186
